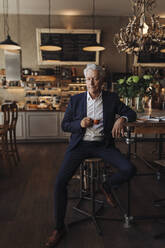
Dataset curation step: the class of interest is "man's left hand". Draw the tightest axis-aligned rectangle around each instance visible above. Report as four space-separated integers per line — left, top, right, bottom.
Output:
112 117 126 138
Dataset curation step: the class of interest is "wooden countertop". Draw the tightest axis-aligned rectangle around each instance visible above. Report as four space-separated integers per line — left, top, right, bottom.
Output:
125 109 165 134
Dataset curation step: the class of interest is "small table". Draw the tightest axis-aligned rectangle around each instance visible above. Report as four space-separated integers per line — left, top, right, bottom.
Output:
122 118 165 227
125 119 165 159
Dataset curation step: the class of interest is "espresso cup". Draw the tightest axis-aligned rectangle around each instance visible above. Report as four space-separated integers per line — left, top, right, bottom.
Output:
93 119 100 125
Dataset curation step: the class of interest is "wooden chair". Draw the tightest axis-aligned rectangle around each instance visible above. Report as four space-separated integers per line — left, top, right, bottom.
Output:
0 103 11 169
8 102 20 165
0 102 20 169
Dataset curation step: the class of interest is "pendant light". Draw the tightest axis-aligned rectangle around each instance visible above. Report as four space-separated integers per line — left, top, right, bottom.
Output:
160 47 165 53
40 0 62 51
0 0 21 50
83 0 105 52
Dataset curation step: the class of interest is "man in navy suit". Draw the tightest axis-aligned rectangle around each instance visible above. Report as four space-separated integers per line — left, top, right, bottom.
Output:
46 64 136 247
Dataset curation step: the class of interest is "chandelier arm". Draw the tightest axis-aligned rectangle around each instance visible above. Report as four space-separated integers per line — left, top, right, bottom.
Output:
129 0 136 15
146 0 156 14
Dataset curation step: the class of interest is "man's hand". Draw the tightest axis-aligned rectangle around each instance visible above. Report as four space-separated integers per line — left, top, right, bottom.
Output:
81 117 93 128
112 117 126 138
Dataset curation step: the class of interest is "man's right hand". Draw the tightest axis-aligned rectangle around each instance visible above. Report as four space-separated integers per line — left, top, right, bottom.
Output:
80 117 93 128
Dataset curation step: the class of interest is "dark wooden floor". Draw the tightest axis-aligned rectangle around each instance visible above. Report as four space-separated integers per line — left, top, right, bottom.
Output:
0 141 165 248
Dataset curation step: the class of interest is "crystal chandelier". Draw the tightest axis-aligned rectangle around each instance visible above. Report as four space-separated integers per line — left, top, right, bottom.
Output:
114 0 165 54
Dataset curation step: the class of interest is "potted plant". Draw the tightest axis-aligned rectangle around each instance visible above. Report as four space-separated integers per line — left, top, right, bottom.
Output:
117 74 158 112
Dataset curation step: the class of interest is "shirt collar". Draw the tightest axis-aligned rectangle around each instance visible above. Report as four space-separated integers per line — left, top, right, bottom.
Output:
87 91 102 101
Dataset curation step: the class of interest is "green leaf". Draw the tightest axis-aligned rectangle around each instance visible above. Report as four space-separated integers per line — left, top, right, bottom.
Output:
126 76 133 85
118 78 125 84
143 75 152 80
132 76 139 83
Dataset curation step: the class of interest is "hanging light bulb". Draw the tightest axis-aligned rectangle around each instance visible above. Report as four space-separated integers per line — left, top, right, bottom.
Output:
142 22 149 35
0 0 21 50
139 8 149 35
40 0 62 51
83 0 105 52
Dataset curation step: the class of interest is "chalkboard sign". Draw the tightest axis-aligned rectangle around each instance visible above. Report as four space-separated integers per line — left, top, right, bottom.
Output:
36 29 101 65
138 52 165 63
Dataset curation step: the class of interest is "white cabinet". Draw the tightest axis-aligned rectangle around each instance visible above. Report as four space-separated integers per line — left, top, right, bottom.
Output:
16 112 26 140
0 112 3 125
26 112 59 139
0 111 70 141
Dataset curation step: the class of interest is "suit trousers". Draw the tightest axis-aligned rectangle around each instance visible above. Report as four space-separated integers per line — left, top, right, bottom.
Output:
54 141 136 230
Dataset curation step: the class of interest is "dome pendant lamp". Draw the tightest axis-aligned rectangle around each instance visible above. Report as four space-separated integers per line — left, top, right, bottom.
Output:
40 0 62 51
0 0 21 50
83 0 105 52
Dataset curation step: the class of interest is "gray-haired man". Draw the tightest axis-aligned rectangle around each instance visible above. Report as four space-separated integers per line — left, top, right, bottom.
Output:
45 64 136 247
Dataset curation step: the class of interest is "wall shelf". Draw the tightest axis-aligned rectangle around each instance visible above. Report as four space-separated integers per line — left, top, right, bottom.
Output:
25 75 56 82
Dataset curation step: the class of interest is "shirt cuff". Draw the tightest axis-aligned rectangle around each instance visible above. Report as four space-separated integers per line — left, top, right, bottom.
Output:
120 116 128 122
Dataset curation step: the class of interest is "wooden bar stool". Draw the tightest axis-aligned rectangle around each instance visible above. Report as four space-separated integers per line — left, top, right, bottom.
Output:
70 157 123 235
72 158 104 235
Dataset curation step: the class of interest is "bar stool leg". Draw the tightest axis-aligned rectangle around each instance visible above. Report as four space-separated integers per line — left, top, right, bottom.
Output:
90 161 102 235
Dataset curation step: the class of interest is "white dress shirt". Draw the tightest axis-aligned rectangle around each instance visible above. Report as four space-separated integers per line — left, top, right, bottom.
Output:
83 92 104 141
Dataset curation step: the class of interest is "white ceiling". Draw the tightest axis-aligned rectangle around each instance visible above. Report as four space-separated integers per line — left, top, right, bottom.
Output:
0 0 165 17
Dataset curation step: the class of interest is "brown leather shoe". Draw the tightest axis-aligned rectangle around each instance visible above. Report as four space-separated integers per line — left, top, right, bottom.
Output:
99 183 117 208
45 228 66 247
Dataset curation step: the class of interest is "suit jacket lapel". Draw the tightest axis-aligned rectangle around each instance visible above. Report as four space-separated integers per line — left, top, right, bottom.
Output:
83 92 87 117
102 91 107 129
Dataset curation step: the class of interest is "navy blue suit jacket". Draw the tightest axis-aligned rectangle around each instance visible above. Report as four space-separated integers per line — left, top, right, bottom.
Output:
61 91 136 151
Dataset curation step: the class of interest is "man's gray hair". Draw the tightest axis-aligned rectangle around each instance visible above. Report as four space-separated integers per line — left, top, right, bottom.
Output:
84 64 104 78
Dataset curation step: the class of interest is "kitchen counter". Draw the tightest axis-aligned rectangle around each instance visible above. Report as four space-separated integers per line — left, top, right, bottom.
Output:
0 110 69 142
